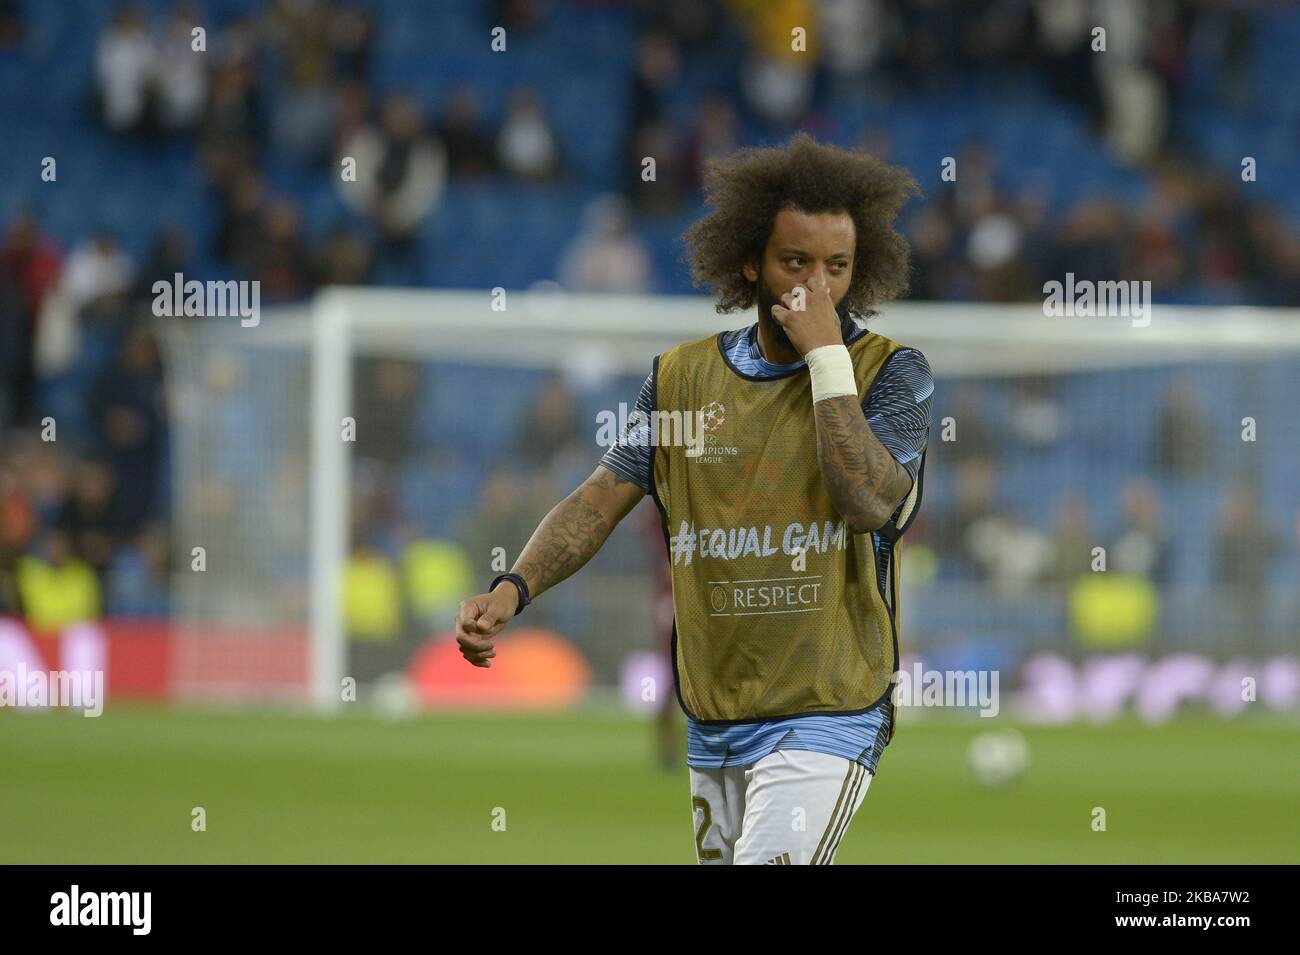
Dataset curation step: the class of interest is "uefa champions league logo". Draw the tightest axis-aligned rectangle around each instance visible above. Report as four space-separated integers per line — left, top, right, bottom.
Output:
686 402 739 462
700 401 726 432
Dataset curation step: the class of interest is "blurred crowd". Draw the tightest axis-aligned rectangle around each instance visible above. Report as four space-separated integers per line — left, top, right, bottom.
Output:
1 0 1298 641
63 0 1300 302
908 147 1300 306
588 0 1300 303
907 372 1300 658
334 356 1300 668
0 212 171 626
339 362 592 671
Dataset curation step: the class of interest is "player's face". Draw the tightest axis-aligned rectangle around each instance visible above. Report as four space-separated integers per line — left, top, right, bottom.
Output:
745 207 857 354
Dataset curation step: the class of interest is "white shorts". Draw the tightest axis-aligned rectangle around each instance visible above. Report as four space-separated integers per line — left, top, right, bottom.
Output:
688 749 872 865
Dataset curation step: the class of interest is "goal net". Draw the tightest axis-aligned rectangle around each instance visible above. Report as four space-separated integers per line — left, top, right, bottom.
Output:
158 291 1300 713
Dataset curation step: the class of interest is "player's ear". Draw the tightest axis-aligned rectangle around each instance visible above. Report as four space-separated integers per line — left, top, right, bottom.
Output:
741 260 759 283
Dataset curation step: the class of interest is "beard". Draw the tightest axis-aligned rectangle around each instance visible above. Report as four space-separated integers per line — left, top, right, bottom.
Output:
755 279 797 355
755 270 860 357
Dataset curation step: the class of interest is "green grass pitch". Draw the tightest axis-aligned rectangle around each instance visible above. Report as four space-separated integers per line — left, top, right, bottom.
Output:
2 703 1296 863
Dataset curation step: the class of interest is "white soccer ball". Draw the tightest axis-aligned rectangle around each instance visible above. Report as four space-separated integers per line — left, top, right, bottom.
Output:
966 728 1030 787
371 671 418 723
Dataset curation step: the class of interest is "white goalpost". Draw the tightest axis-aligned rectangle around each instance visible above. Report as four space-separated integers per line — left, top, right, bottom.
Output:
158 290 1300 711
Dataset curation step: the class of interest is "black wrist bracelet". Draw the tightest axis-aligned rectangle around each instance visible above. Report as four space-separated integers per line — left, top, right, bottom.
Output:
490 573 531 616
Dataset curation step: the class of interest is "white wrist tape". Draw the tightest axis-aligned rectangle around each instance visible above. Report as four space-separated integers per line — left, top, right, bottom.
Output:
806 344 857 403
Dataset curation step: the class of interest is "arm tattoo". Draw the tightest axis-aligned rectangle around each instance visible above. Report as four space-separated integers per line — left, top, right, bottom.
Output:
512 467 640 599
813 395 907 532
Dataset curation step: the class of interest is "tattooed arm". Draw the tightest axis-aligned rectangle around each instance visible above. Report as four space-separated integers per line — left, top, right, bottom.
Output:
455 465 645 667
813 396 913 534
512 465 645 598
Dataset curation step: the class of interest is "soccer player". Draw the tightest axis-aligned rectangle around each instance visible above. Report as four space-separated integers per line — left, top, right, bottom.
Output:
455 134 933 864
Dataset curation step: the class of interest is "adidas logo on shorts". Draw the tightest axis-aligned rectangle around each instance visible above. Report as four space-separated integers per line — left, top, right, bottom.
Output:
764 852 792 865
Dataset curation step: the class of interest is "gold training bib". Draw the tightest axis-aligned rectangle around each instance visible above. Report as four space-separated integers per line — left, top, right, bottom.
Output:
651 328 910 724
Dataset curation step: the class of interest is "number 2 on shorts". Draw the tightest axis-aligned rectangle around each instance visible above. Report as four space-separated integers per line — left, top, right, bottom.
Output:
692 796 722 861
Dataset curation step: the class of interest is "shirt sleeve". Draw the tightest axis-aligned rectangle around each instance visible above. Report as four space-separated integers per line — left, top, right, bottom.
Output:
862 347 934 506
597 371 655 493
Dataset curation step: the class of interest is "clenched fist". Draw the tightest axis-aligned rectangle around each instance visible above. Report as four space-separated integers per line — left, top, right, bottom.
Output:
454 584 519 668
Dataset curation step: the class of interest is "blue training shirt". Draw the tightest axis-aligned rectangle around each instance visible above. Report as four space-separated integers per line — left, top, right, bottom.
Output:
599 321 934 774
